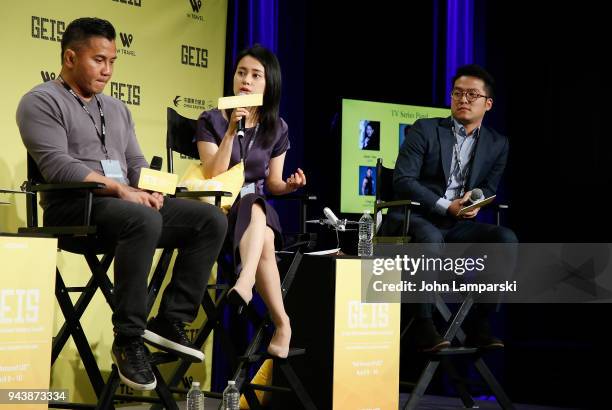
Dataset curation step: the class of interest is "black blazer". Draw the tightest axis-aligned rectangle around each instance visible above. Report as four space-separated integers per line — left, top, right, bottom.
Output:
393 116 509 217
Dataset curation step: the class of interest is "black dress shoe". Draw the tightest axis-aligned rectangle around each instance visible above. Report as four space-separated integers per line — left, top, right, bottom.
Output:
143 316 204 362
112 336 156 391
464 320 504 349
404 318 450 352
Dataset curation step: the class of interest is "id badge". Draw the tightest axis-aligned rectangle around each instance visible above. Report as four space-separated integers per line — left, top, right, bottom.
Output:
101 160 127 184
240 182 256 198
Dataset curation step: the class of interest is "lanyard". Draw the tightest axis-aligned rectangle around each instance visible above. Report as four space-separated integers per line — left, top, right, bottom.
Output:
448 122 479 197
238 124 259 161
58 76 108 156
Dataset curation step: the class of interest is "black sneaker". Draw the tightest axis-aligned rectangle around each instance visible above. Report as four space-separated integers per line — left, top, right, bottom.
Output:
143 316 204 363
404 318 450 353
111 336 156 391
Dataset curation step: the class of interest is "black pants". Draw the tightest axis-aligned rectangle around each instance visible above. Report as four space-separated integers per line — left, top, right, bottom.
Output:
45 197 227 337
405 214 518 319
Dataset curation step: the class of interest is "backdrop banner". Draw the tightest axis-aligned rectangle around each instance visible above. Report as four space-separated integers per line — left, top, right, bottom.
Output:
0 0 227 402
0 236 57 410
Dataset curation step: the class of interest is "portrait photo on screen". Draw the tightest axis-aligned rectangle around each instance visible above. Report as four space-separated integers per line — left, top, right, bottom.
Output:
359 166 376 196
359 120 380 150
399 123 412 147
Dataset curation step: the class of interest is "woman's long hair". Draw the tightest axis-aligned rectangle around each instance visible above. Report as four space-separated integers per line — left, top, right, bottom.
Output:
230 44 282 148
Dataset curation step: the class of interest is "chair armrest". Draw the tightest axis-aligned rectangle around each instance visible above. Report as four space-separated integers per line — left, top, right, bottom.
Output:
31 182 106 192
494 203 509 226
374 200 420 238
0 188 32 194
174 190 232 198
174 190 232 207
19 226 97 237
21 181 105 228
374 199 420 213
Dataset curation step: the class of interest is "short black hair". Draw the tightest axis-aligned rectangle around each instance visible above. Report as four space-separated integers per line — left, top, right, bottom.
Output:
61 17 116 63
452 64 495 99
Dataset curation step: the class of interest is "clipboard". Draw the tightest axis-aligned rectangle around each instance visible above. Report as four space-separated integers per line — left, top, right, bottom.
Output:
457 195 496 216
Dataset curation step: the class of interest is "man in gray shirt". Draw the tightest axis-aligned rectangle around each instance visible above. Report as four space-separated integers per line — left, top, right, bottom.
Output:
16 17 227 391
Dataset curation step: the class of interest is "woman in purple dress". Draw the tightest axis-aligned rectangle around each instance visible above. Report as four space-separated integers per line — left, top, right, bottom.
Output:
195 45 306 358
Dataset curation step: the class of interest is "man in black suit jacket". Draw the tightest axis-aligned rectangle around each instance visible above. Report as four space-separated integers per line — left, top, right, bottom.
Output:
389 65 517 352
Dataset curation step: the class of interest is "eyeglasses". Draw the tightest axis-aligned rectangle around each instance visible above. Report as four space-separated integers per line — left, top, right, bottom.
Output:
450 89 490 102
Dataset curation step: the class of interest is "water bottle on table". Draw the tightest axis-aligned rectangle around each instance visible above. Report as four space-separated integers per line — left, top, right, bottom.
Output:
187 381 204 410
222 380 240 409
358 210 373 257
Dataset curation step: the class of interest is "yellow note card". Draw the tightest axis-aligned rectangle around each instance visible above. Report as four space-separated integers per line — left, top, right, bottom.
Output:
218 93 263 109
138 168 179 195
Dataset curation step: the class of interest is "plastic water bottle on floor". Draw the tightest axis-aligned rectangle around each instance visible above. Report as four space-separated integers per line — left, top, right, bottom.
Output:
187 381 204 410
222 380 240 410
358 210 374 257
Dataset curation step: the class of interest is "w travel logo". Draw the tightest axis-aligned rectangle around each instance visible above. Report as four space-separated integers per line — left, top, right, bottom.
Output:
187 0 204 21
40 71 57 82
120 32 133 48
189 0 202 12
118 32 136 56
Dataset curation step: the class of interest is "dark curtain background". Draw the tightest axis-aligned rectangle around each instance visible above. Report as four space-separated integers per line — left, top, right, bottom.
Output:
215 0 609 406
482 2 609 407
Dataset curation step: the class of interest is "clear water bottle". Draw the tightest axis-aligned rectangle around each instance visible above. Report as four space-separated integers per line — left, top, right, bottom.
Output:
222 380 240 410
187 381 204 410
358 210 374 257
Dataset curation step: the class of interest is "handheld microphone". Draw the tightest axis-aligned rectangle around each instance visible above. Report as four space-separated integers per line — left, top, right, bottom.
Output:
464 188 484 206
237 116 246 138
236 92 246 138
150 156 163 171
469 188 484 203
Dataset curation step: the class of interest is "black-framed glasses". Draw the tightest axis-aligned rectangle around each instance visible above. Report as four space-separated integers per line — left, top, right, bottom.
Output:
450 89 490 102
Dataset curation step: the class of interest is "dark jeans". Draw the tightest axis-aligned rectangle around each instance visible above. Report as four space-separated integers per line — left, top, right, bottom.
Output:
44 196 227 337
405 213 518 319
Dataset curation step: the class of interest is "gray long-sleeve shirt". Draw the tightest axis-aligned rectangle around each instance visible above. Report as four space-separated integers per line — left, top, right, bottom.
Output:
16 80 148 207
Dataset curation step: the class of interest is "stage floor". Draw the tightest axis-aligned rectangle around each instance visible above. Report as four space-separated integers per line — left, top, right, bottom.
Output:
123 396 221 409
119 394 578 409
398 394 580 409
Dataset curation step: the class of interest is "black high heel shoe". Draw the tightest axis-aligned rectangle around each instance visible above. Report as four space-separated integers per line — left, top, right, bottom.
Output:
227 287 251 314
